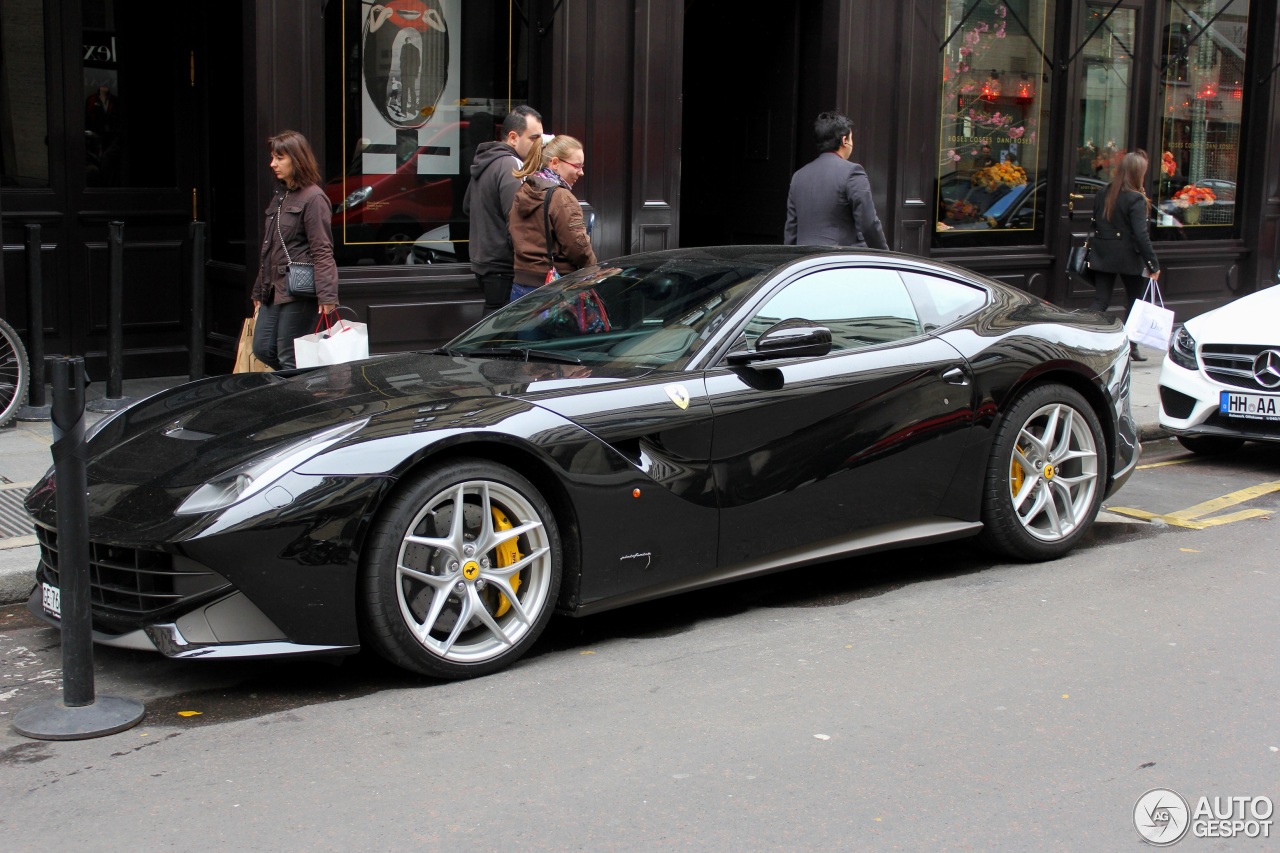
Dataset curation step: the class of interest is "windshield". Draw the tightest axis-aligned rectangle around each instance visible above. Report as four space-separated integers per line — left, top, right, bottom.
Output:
447 258 772 369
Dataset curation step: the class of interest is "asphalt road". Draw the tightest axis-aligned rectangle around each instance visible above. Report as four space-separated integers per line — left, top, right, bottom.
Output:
1 438 1277 851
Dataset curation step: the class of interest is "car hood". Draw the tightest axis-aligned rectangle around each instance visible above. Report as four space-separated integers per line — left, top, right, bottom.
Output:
75 352 635 490
1184 285 1280 346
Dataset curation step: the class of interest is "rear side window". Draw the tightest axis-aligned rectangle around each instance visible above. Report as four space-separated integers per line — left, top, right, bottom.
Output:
900 271 988 331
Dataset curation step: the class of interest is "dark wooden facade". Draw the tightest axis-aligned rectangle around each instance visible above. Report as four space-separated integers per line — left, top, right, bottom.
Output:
3 0 1278 380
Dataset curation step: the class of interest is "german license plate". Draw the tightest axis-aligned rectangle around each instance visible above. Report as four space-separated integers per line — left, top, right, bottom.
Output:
41 582 61 619
1221 391 1280 421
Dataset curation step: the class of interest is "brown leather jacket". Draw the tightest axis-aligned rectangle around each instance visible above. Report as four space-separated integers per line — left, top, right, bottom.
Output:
509 174 596 287
252 182 339 305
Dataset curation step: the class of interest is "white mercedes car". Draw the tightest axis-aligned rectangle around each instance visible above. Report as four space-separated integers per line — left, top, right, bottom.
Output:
1158 284 1280 454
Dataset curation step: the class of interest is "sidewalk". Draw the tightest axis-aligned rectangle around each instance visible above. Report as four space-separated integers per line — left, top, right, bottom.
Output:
0 357 1170 606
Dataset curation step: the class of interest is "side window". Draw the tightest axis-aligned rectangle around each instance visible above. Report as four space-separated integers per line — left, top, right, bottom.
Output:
743 268 923 352
900 271 988 331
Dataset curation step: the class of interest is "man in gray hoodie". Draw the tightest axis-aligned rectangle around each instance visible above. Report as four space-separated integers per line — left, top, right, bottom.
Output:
463 105 543 313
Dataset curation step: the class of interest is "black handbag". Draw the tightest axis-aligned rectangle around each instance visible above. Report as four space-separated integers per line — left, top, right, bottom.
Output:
276 191 316 297
1065 223 1094 278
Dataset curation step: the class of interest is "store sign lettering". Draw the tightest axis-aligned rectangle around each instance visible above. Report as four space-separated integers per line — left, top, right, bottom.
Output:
84 37 117 64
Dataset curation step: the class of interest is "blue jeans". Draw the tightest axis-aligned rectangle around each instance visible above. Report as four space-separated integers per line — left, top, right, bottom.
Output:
253 299 320 369
509 282 541 302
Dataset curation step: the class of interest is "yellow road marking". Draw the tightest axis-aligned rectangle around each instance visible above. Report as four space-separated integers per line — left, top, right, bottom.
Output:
1107 479 1280 529
1136 458 1194 470
1165 480 1280 521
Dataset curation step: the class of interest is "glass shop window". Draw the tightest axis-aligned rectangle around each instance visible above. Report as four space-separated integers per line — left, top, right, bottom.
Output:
934 0 1057 247
1153 0 1248 236
0 0 50 189
323 1 533 267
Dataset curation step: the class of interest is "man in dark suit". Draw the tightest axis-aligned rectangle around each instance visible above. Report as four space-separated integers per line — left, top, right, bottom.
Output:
784 111 889 249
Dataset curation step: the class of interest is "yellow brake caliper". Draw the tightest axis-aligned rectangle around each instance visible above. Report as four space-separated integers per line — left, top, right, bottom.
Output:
1010 444 1025 496
491 507 523 617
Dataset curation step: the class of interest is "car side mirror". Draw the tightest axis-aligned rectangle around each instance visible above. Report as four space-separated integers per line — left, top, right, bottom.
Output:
727 318 832 364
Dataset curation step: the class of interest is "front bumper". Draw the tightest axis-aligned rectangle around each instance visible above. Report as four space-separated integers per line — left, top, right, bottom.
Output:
1158 358 1280 442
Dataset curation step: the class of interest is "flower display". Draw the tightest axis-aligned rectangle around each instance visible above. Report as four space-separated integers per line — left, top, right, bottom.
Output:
948 199 980 221
1171 184 1216 207
973 162 1027 191
1161 151 1177 177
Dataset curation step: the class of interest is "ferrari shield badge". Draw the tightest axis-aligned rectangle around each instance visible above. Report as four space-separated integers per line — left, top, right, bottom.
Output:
665 384 691 410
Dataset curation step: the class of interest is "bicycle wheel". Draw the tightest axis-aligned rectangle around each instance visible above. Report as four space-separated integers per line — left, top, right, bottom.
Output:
0 316 31 427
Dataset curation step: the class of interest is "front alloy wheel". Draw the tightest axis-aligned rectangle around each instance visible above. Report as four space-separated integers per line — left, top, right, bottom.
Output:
361 460 561 678
979 384 1107 561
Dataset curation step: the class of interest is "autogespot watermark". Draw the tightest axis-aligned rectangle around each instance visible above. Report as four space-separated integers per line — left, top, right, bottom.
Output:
1134 788 1274 845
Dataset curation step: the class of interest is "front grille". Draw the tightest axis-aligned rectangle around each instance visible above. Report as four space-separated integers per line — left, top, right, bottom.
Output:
35 524 229 629
1201 344 1280 392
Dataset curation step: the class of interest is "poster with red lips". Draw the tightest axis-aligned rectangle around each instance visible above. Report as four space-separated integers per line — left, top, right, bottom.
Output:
356 0 460 177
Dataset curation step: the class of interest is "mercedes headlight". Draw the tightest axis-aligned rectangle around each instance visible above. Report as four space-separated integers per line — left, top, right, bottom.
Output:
176 418 368 515
336 186 374 212
1169 325 1198 371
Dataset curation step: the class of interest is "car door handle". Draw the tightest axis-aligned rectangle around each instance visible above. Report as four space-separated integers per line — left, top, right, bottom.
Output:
942 366 969 385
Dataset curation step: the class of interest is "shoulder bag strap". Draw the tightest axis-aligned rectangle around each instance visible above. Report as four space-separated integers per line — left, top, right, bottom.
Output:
542 185 559 268
275 190 293 265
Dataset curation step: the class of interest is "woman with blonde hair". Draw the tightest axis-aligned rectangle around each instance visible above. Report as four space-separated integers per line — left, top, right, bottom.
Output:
1086 149 1161 360
507 134 597 301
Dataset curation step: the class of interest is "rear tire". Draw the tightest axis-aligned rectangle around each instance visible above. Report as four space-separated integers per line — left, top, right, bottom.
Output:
979 384 1107 561
360 459 561 679
1176 434 1244 456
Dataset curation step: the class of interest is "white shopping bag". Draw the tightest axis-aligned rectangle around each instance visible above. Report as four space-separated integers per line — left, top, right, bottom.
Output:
294 312 370 367
1123 279 1175 350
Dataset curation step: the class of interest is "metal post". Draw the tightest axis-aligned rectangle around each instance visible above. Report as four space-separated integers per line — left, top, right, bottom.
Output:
12 356 144 740
86 221 134 413
188 221 206 381
17 224 51 420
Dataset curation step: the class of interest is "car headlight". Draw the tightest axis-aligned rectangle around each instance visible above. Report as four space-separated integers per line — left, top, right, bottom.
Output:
176 418 369 515
336 186 374 212
1169 325 1198 370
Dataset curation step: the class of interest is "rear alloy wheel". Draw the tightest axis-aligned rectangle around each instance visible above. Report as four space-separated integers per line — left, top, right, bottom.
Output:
1176 434 1244 456
361 460 561 678
979 384 1107 561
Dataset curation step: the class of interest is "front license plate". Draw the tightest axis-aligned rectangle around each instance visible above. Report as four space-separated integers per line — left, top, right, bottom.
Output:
1221 391 1280 421
41 582 61 619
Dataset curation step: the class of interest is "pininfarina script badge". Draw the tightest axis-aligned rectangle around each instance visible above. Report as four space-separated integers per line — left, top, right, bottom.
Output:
665 384 691 410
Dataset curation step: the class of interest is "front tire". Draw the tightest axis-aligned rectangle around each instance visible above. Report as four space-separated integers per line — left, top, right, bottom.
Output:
979 384 1107 561
360 460 561 678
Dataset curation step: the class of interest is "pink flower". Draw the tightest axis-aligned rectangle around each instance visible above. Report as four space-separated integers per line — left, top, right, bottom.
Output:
959 47 972 57
1008 127 1025 139
959 83 975 93
965 29 980 46
996 22 1006 37
949 149 961 162
991 112 1003 123
996 4 1007 17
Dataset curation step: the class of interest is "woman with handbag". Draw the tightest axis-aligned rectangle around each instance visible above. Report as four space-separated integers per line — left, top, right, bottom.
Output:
508 134 597 302
251 130 339 369
1086 149 1161 361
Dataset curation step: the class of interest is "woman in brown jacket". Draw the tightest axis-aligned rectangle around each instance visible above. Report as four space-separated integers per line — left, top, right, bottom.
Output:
251 130 339 369
508 134 597 301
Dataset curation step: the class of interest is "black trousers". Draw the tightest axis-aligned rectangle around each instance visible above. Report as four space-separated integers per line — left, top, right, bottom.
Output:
253 299 319 370
1087 269 1148 321
475 273 514 315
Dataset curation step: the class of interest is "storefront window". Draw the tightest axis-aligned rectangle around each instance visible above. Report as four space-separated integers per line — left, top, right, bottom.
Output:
1073 5 1136 197
323 1 532 267
1154 0 1248 233
935 0 1055 246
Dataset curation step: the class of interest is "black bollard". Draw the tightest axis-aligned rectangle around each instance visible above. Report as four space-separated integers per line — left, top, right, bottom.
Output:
86 221 135 413
188 221 206 381
12 356 144 740
16 224 51 420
